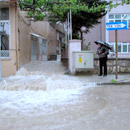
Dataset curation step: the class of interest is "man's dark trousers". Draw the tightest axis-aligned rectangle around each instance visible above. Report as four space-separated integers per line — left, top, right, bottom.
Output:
99 57 107 76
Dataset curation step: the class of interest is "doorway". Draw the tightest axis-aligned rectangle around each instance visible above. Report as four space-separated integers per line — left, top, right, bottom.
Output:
39 38 47 61
31 35 37 61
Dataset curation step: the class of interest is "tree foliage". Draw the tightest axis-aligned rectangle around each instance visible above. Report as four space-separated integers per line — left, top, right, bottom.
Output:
18 0 130 38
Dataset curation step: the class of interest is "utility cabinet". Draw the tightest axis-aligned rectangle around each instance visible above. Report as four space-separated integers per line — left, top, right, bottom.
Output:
73 51 94 71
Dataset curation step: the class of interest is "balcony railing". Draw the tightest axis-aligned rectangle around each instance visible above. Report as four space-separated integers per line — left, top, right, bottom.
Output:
1 50 10 59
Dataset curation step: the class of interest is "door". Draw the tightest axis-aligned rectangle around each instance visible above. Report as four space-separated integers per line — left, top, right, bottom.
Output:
39 38 47 61
31 35 37 61
84 53 94 69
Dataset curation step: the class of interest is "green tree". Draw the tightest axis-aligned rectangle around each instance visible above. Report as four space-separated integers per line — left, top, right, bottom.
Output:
18 0 130 38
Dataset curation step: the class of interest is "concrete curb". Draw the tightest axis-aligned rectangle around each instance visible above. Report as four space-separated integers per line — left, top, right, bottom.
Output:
83 82 130 86
97 82 130 85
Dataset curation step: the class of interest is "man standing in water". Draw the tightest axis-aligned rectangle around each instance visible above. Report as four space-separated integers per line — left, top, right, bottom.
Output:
97 43 109 76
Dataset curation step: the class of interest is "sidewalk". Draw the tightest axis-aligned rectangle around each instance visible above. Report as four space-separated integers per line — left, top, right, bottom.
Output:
76 74 130 85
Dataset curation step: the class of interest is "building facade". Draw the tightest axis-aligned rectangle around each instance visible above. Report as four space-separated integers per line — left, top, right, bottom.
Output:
0 0 65 77
84 1 130 73
84 1 130 58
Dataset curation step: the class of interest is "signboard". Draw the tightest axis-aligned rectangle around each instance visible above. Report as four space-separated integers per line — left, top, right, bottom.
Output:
106 21 127 31
78 57 82 63
106 21 127 79
78 54 83 63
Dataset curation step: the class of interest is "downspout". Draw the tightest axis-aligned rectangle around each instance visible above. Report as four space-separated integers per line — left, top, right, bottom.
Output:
37 37 39 60
0 3 1 81
15 2 19 70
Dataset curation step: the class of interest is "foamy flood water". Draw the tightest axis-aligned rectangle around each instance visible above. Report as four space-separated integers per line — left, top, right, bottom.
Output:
1 64 130 130
0 68 91 130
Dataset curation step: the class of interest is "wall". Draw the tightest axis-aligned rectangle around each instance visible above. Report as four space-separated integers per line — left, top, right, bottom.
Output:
2 7 65 76
84 3 130 51
46 24 57 59
109 4 130 14
18 11 31 68
2 4 17 76
18 11 64 61
83 17 106 52
109 30 130 42
94 58 130 74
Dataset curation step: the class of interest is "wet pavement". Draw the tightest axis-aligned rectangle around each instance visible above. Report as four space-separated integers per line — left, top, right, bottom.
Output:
0 61 130 130
21 61 130 85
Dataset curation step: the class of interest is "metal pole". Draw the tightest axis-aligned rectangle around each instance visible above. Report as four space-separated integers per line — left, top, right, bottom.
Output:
81 32 83 50
115 30 118 79
67 11 70 41
70 9 72 40
65 21 68 48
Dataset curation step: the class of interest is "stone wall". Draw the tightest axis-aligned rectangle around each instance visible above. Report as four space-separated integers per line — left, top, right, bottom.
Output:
94 58 130 74
61 58 130 74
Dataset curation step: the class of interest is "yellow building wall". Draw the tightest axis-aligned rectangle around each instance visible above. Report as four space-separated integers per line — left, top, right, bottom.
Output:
2 5 17 77
18 11 31 68
2 7 65 77
47 25 57 58
18 11 58 65
30 21 58 59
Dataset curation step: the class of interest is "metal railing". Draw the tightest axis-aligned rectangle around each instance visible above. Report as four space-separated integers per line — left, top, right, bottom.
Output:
1 50 10 59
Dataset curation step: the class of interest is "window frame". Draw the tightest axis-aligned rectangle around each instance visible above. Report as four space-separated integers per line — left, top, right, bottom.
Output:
108 13 130 29
0 7 10 59
122 43 128 53
109 42 130 53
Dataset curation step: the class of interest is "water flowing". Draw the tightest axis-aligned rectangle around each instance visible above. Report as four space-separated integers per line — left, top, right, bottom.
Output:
1 62 130 130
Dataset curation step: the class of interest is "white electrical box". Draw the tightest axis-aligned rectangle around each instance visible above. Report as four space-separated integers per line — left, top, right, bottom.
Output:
73 51 94 71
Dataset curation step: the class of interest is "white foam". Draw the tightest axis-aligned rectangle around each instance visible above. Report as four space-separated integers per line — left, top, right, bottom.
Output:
0 67 96 117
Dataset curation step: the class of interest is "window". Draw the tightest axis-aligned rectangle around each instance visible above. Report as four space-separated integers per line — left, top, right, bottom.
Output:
123 45 127 52
0 7 10 58
115 14 121 19
122 14 127 19
115 20 121 22
109 20 114 23
109 43 115 53
128 20 130 28
118 44 121 52
108 14 130 28
0 8 9 20
109 14 114 19
109 42 130 53
128 45 130 52
110 44 114 52
0 22 9 50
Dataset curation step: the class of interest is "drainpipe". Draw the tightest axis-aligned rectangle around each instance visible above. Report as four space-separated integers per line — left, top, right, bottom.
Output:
0 4 1 81
15 2 19 70
0 28 1 81
37 37 39 60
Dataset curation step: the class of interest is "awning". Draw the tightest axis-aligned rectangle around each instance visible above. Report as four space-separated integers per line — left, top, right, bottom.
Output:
30 33 46 39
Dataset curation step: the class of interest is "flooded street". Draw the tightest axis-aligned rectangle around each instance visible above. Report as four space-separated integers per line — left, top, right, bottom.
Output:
1 61 130 130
